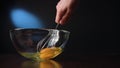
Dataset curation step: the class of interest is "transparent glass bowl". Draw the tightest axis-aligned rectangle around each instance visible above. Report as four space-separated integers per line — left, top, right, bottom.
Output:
10 28 70 61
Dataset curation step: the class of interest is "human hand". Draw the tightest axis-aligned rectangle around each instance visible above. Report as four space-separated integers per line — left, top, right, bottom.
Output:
55 0 78 25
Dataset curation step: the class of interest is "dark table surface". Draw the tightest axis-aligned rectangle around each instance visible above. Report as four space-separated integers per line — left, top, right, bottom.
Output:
0 54 120 68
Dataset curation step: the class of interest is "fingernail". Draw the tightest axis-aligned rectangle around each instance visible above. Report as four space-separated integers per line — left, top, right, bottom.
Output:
60 21 63 25
55 19 59 24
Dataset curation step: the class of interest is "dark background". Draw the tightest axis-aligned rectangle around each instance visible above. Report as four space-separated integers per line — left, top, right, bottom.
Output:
0 0 117 56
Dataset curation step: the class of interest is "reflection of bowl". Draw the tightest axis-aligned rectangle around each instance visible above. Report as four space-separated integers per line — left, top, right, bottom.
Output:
22 60 62 68
10 28 70 61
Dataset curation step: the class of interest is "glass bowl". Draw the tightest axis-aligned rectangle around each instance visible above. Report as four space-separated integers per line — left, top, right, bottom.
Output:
10 28 70 61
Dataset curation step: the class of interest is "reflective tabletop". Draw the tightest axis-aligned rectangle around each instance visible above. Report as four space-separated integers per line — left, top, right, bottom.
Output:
0 54 120 68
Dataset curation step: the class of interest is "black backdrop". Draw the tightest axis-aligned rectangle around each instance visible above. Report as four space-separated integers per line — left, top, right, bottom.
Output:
0 0 117 56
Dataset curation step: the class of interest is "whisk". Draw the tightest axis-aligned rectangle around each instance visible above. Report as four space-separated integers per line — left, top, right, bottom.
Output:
37 24 59 52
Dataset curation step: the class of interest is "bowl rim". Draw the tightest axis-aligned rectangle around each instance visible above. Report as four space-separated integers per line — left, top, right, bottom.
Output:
10 28 70 34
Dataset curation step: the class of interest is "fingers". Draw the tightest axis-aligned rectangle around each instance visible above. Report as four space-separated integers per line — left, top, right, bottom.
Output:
55 8 72 25
55 0 74 25
55 8 67 24
55 1 67 24
60 9 72 25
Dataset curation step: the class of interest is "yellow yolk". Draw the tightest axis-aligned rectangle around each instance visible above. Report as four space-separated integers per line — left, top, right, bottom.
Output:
40 47 62 60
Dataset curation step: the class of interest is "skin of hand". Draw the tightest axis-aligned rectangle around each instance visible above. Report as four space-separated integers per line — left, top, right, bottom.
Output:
55 0 78 25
